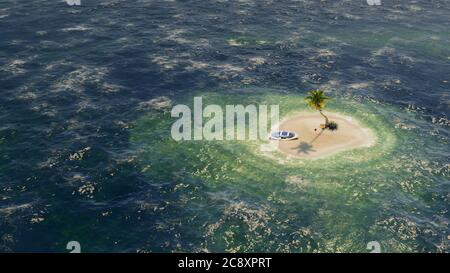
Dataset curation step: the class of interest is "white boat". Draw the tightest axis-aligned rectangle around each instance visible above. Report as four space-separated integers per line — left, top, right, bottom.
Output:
269 131 298 140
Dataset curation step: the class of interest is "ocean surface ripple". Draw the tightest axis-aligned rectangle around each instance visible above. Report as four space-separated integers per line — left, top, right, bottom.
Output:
0 0 449 252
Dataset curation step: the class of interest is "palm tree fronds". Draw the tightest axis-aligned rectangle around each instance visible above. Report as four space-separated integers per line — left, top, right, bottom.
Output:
305 90 329 110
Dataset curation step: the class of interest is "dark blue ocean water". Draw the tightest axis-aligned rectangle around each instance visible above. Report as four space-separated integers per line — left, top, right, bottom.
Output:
0 0 449 252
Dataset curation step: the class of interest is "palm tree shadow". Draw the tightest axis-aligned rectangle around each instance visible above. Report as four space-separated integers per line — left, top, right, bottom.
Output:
292 129 325 154
310 129 325 144
292 142 316 154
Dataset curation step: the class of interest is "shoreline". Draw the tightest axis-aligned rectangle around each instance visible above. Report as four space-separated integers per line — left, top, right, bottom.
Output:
270 112 376 159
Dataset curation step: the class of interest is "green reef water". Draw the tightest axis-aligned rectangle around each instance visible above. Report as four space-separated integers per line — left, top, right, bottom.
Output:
131 88 449 252
1 0 449 253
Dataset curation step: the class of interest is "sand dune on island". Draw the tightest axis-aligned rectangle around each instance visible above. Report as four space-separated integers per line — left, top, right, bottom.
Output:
270 112 375 159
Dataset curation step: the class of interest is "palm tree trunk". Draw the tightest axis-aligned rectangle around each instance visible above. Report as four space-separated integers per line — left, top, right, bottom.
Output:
319 110 329 126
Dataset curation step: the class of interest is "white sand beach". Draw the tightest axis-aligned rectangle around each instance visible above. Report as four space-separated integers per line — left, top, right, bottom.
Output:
271 112 375 158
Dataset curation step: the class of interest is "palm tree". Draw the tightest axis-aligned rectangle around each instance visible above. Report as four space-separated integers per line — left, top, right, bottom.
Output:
305 90 330 127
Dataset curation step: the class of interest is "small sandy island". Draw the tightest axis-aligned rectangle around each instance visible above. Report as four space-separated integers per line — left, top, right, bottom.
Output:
270 112 375 159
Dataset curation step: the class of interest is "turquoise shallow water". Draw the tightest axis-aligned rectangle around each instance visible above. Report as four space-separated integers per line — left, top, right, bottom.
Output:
0 1 449 252
131 89 449 252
